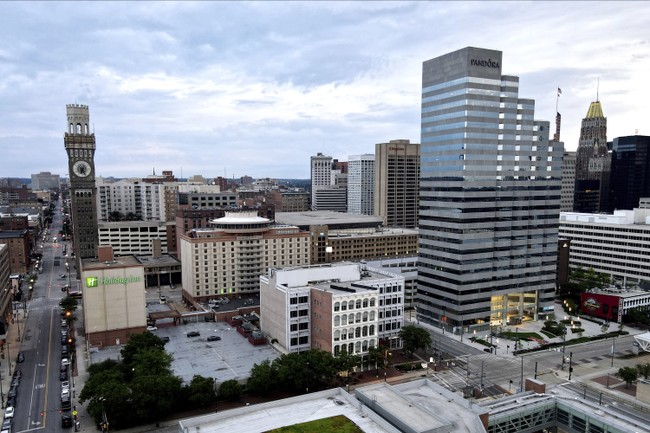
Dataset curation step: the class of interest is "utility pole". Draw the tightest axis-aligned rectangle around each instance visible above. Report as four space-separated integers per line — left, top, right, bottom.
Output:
610 336 616 368
568 352 573 380
520 356 524 392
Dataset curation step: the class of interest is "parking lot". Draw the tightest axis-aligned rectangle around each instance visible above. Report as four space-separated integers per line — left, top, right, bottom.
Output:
90 303 279 385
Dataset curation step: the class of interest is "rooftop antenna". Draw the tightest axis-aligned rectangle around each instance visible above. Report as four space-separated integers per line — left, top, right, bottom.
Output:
596 77 600 101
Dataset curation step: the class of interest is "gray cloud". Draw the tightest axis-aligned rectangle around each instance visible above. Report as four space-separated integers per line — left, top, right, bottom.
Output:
0 1 648 179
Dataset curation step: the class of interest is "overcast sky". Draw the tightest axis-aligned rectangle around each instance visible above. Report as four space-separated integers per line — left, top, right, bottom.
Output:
1 2 648 180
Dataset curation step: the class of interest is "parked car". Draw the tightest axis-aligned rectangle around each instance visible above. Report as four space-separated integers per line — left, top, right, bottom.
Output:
4 406 14 419
11 377 20 387
2 418 12 431
60 370 68 381
6 394 16 408
61 380 70 391
207 335 221 342
12 369 21 379
147 326 157 331
186 331 200 338
17 352 25 363
62 414 73 428
161 336 170 343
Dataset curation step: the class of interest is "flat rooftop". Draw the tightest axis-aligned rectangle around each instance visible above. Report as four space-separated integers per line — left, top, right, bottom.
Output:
81 255 142 270
135 254 181 267
275 211 383 229
178 388 401 433
360 380 487 433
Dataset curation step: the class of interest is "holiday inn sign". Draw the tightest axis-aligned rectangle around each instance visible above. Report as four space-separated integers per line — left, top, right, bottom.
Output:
86 275 141 287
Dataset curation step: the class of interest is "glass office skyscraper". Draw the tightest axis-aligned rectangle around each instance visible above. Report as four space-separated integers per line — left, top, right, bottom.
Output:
417 47 562 331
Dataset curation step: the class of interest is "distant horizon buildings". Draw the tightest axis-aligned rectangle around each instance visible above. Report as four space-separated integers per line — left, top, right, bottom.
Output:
30 171 60 191
417 47 562 330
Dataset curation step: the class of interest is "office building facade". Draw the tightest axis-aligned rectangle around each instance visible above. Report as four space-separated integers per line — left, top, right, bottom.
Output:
559 209 650 287
31 172 61 191
574 101 610 213
347 154 375 215
310 153 333 210
610 135 650 211
260 262 404 355
561 151 576 212
417 47 562 330
374 140 420 228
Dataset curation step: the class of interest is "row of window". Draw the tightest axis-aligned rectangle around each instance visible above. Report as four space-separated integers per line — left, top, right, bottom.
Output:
334 325 375 340
333 340 376 355
334 312 375 326
333 299 376 311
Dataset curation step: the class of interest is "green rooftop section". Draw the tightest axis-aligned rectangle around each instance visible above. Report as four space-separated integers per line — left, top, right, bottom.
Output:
265 415 363 433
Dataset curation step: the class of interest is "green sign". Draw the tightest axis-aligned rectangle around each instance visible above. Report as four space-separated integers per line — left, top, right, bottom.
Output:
86 276 141 287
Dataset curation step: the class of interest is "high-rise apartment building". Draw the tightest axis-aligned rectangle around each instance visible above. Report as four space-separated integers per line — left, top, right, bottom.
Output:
347 154 374 215
64 104 99 267
574 100 610 213
179 212 309 301
374 139 420 228
560 151 576 212
310 153 333 210
417 47 562 330
610 135 650 211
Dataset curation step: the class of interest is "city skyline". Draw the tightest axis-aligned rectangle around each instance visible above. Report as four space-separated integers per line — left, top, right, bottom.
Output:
1 1 648 179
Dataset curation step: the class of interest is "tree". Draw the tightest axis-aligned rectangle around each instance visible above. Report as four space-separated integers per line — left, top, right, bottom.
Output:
637 363 650 380
120 332 167 368
78 366 132 429
617 366 638 388
108 211 123 222
59 296 78 314
219 379 243 401
367 345 388 373
182 376 218 408
399 325 431 356
335 348 360 387
247 359 280 395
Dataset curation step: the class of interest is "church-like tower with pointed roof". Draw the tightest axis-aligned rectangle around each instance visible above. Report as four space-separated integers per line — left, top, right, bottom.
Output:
574 100 611 213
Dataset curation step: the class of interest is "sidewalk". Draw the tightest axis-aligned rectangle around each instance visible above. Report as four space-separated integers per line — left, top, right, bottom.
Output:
409 305 644 359
1 306 27 410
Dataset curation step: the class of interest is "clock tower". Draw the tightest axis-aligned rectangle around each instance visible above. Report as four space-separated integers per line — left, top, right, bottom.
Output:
64 104 99 275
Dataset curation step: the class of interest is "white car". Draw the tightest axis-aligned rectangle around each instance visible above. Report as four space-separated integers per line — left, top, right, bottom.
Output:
4 406 14 418
62 380 70 391
147 326 158 331
61 358 70 367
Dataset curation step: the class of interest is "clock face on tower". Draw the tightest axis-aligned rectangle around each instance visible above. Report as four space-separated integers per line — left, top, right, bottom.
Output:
73 160 92 178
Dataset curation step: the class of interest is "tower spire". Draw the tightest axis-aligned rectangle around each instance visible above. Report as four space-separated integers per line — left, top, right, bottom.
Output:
596 77 599 102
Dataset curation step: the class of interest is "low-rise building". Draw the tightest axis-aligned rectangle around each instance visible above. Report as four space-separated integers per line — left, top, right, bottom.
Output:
260 262 404 355
81 247 146 347
581 288 650 323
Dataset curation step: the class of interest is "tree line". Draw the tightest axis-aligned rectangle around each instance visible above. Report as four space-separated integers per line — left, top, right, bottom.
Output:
79 325 431 429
